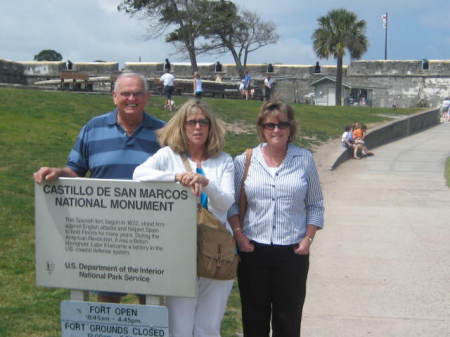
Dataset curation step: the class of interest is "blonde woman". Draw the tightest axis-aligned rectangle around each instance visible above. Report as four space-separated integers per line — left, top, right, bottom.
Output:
133 99 235 337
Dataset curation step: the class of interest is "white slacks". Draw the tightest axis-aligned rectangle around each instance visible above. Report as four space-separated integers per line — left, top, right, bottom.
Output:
167 277 234 337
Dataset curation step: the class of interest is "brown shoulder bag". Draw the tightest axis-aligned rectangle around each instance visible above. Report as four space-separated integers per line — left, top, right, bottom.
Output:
181 156 238 280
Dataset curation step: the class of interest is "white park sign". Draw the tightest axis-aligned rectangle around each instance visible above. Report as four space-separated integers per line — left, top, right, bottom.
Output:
35 177 197 297
60 300 168 337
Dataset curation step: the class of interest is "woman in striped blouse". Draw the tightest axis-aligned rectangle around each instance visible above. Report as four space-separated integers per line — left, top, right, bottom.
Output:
228 100 324 337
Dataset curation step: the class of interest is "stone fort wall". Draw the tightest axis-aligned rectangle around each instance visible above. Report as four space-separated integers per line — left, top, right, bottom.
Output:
346 60 450 108
0 58 27 84
1 57 449 108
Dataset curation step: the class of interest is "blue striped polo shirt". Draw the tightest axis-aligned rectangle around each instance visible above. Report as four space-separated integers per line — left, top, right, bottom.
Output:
67 109 165 179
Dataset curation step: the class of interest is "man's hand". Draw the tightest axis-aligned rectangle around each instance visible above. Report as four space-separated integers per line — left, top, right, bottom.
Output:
33 167 77 184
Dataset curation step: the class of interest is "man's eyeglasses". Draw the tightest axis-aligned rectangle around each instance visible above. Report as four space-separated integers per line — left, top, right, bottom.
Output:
262 121 290 130
119 91 145 98
185 119 210 127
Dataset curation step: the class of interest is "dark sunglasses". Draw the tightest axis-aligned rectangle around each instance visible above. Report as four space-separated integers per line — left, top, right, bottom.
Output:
262 121 290 130
185 119 210 127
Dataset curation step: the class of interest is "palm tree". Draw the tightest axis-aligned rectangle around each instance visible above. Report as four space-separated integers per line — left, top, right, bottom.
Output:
312 9 368 106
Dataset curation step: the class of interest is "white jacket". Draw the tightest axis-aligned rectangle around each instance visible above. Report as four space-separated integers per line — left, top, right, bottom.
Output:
133 146 235 230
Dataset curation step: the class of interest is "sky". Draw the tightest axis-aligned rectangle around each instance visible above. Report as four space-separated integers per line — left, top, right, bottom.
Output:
1 0 449 68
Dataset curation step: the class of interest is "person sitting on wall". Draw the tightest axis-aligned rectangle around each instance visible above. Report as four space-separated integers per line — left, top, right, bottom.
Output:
352 123 374 158
341 125 363 159
341 125 354 150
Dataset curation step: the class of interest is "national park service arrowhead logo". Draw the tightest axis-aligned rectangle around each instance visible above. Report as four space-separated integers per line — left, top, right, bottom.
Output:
45 260 55 275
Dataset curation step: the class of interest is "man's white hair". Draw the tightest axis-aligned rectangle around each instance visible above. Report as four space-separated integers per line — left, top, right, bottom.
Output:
113 72 148 92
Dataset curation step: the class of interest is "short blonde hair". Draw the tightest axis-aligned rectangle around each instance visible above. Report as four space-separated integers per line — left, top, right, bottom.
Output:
256 100 297 143
158 99 225 158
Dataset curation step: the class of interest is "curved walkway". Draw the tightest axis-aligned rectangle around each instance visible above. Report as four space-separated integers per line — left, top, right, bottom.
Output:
303 122 450 337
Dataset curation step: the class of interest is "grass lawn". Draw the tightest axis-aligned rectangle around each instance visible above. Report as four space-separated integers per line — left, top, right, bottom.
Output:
0 87 421 337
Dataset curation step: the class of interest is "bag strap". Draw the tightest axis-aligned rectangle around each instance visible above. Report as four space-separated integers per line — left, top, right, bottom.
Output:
181 155 193 172
238 148 253 222
242 148 252 183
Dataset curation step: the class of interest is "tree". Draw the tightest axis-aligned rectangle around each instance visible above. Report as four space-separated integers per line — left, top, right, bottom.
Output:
118 0 207 72
33 49 63 61
312 9 368 106
118 1 278 77
199 2 279 77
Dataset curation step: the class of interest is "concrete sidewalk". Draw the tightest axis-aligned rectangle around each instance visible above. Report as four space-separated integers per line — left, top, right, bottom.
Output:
304 122 450 337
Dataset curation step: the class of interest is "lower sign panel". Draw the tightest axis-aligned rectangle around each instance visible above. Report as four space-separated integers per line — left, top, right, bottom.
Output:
61 300 168 337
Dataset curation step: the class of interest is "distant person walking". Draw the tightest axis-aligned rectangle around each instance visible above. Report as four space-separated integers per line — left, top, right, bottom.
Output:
264 74 274 101
193 72 203 99
242 71 252 100
160 70 176 111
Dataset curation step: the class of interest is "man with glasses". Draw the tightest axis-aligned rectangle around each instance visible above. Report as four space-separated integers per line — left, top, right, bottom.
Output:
33 72 165 303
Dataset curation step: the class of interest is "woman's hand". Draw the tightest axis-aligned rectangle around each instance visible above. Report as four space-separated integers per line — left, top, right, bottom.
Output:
228 215 253 252
294 237 312 255
175 173 209 196
235 232 255 252
176 172 209 187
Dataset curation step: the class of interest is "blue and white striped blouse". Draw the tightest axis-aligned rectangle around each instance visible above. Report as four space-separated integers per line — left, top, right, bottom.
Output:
229 143 324 245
